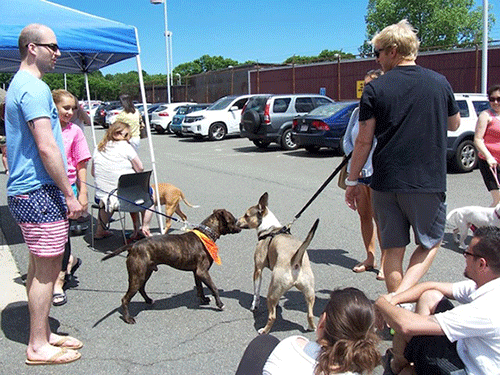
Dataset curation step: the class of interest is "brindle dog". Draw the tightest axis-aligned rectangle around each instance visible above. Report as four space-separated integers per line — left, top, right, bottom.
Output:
102 209 241 324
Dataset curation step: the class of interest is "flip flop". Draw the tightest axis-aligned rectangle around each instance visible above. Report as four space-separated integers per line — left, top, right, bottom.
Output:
352 262 374 273
52 336 83 350
25 347 81 366
52 292 67 306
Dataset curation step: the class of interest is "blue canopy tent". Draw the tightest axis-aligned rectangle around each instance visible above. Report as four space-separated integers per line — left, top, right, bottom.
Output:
0 0 163 232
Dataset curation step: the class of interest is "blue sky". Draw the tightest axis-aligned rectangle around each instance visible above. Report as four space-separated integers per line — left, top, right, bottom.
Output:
50 0 499 76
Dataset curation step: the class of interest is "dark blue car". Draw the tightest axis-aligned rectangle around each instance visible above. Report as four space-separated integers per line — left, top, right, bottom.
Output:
292 101 358 153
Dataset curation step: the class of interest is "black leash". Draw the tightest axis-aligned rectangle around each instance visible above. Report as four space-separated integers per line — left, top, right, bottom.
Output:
284 152 352 230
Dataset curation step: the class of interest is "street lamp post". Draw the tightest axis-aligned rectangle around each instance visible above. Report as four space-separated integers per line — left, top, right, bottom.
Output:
151 0 171 103
334 53 341 101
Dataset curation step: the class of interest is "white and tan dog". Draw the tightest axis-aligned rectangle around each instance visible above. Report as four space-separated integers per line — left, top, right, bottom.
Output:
446 203 500 249
237 192 319 334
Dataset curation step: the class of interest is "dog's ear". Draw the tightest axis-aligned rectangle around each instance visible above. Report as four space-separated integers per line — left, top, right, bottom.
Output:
258 192 268 210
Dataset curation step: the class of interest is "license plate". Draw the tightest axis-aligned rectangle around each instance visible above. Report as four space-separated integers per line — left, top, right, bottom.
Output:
300 125 308 132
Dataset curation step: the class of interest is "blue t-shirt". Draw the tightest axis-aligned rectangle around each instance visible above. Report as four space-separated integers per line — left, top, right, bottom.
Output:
5 70 66 196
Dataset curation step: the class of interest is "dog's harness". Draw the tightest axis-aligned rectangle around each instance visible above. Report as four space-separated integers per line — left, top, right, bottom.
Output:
258 226 291 241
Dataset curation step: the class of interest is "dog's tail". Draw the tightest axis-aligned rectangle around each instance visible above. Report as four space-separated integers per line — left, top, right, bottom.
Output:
101 243 133 261
180 191 200 209
291 218 319 268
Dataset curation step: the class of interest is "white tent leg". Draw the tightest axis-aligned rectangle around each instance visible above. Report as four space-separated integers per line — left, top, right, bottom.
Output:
135 29 164 234
84 72 97 149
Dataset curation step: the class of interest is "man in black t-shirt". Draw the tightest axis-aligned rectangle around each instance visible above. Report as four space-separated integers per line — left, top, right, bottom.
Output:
345 20 461 295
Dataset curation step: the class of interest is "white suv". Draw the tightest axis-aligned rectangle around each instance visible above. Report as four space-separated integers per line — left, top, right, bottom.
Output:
447 93 489 172
151 102 196 134
182 95 252 140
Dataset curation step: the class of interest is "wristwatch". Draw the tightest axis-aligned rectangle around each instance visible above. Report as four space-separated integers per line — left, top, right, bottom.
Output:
345 178 359 187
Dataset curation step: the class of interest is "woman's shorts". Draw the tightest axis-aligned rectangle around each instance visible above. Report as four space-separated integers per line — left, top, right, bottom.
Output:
8 184 68 257
478 158 500 191
372 190 446 249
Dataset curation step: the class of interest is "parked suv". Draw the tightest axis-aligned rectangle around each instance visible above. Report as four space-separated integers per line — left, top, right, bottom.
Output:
151 102 196 134
93 101 120 128
447 93 489 172
240 94 335 150
171 103 211 135
182 95 252 140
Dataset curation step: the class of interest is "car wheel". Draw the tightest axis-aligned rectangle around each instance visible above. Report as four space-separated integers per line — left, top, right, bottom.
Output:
155 125 166 134
305 145 320 153
453 139 477 173
280 128 298 150
208 123 227 141
165 122 173 134
253 140 271 149
242 109 262 133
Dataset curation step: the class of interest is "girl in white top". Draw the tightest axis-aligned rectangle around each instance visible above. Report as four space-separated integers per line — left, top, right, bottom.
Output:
92 121 151 239
263 288 380 375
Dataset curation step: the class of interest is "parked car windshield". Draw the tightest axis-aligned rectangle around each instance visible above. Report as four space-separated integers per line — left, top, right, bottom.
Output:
175 106 189 115
307 102 356 117
208 97 234 111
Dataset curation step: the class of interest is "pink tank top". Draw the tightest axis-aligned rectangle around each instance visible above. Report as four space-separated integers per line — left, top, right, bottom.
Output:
480 110 500 162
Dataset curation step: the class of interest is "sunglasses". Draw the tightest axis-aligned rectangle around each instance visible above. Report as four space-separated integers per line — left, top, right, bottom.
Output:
116 131 129 137
463 250 482 259
26 43 59 53
374 48 384 58
489 97 500 103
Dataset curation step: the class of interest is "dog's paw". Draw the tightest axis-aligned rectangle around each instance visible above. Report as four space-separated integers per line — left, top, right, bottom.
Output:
200 296 210 305
121 316 136 324
144 298 154 305
257 327 269 335
452 231 460 244
216 303 225 311
307 323 316 332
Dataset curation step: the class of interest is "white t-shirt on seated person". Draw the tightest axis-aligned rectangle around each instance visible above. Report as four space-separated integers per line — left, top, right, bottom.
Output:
93 140 137 201
262 335 358 375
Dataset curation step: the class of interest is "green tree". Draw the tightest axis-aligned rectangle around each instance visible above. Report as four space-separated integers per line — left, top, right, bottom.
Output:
173 55 239 77
360 0 495 55
284 50 355 64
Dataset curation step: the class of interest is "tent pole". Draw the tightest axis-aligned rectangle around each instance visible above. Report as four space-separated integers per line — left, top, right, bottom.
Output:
135 29 164 234
84 72 97 149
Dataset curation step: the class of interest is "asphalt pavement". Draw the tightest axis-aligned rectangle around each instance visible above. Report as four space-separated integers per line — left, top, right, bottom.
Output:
0 127 489 374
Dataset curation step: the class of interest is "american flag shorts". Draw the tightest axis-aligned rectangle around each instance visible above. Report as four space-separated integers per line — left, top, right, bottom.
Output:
8 184 68 257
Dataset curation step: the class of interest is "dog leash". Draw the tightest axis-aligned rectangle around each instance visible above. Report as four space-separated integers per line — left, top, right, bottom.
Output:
284 152 352 230
81 181 214 235
491 166 500 189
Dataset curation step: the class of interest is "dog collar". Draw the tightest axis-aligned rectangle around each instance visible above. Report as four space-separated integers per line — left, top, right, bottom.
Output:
195 224 218 242
258 226 291 241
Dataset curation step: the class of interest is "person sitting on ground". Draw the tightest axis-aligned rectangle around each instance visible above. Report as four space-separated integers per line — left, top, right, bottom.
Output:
236 287 380 375
51 89 91 306
92 121 152 239
375 226 500 375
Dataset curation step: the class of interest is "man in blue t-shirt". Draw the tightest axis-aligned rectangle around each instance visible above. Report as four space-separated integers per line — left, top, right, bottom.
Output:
5 24 83 365
345 20 461 295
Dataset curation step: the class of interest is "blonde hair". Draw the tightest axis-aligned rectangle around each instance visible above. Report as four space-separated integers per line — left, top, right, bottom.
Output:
52 89 77 108
315 288 380 374
371 19 420 62
97 121 131 152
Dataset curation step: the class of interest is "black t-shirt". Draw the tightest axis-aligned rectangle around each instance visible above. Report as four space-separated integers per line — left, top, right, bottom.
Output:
359 65 459 192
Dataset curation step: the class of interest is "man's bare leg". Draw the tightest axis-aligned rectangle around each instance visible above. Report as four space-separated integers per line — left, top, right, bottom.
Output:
383 247 405 293
26 252 79 362
395 244 439 294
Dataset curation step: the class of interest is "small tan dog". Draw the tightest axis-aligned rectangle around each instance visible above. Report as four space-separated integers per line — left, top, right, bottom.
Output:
151 183 199 234
237 192 319 334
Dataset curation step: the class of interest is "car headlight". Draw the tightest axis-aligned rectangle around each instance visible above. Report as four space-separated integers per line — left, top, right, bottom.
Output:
192 115 204 122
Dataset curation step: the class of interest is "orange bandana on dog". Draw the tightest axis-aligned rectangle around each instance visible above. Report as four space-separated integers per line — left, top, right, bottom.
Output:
192 229 221 265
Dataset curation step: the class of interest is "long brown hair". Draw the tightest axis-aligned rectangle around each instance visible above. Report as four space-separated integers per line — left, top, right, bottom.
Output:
315 288 380 374
97 121 131 152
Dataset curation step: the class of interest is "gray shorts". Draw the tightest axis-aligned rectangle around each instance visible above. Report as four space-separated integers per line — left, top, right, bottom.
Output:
372 190 446 250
